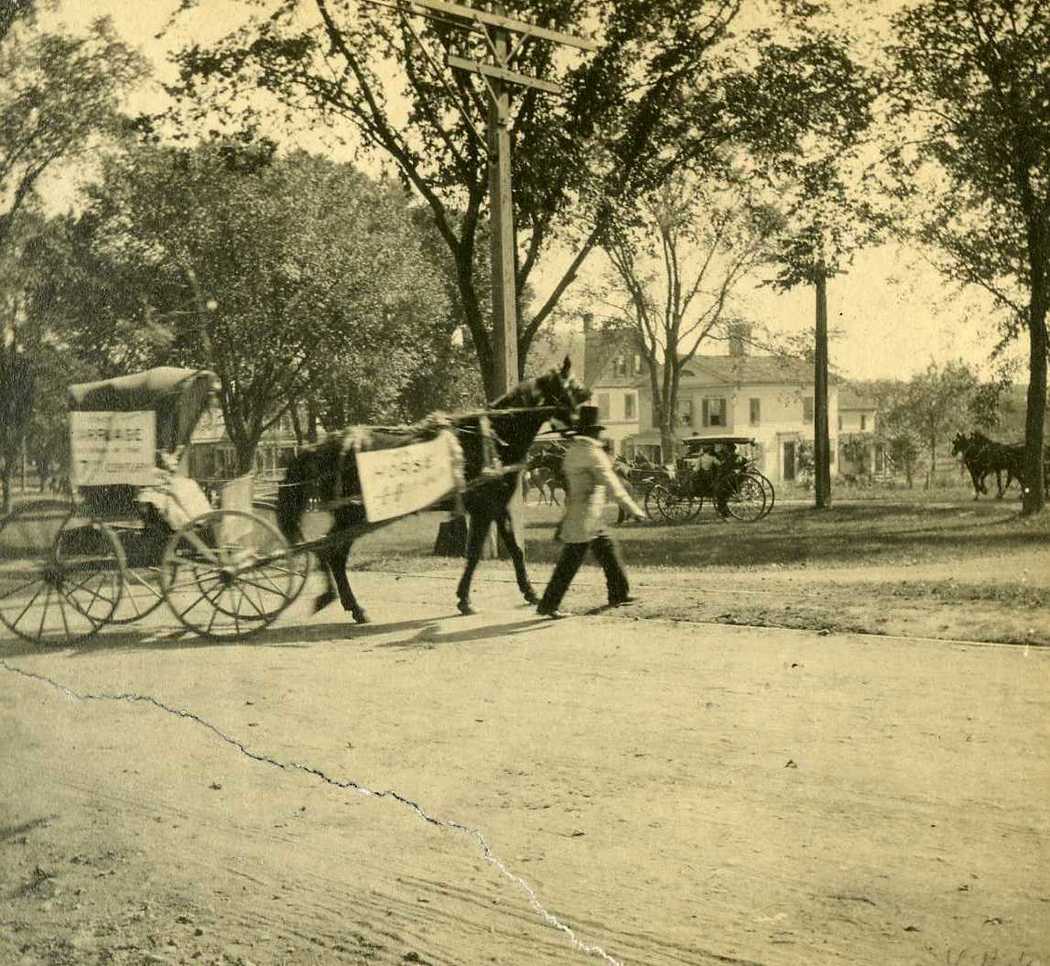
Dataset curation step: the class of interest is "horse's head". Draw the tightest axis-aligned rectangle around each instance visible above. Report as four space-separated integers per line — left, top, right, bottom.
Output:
951 432 969 457
525 356 591 428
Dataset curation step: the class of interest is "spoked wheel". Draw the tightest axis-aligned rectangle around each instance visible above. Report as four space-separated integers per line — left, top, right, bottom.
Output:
160 509 310 640
647 483 701 525
107 526 167 625
0 501 124 645
641 483 664 522
752 471 776 516
719 474 768 523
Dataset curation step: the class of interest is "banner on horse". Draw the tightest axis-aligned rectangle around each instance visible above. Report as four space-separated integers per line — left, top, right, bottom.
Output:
357 431 463 522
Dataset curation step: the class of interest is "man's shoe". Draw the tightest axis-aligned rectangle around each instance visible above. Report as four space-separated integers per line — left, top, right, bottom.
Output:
536 605 568 619
608 595 639 607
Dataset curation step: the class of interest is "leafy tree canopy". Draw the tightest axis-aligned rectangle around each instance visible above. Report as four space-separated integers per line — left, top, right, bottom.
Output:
166 0 885 397
32 140 450 471
0 9 146 251
886 0 1050 511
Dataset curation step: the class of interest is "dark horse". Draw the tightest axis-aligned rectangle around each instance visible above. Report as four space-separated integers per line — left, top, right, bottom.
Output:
276 359 590 623
951 430 1025 499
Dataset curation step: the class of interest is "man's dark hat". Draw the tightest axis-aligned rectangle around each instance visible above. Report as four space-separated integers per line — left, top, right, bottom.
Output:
572 403 606 435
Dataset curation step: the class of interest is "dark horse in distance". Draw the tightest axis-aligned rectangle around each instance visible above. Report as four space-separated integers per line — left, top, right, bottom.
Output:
952 430 1025 499
276 359 590 623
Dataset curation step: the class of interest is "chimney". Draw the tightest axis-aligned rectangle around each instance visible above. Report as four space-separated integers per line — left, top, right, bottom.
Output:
582 311 594 334
727 321 751 357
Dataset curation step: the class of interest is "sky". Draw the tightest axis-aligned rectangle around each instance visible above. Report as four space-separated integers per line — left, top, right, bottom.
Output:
37 0 1026 385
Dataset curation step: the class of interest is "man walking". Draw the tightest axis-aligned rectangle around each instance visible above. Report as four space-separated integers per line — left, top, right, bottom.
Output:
536 405 646 619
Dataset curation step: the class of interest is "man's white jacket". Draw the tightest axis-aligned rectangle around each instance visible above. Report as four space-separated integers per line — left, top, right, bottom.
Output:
557 436 642 543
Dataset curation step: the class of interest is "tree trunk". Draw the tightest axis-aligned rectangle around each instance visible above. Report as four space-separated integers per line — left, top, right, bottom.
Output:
660 430 677 466
813 274 832 509
1021 299 1047 515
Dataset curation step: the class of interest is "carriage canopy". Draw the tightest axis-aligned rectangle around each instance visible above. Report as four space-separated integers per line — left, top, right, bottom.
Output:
682 435 756 456
68 367 219 455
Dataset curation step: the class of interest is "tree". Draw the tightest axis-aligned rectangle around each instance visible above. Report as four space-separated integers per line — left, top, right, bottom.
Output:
755 18 882 509
899 361 982 488
888 0 1050 513
0 9 146 254
593 173 777 460
168 0 889 400
38 141 449 472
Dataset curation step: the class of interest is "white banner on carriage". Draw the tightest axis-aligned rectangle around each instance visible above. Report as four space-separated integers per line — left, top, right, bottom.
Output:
70 411 157 486
356 434 459 523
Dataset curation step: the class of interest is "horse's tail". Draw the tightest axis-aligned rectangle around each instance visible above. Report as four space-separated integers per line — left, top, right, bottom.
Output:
276 452 310 545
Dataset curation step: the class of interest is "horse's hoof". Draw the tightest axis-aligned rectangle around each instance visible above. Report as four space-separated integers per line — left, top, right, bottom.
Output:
353 610 371 624
313 591 337 614
523 590 539 606
457 600 476 616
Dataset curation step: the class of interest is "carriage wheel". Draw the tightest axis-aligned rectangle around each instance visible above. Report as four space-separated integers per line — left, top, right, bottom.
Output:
110 565 166 624
0 501 124 645
719 474 768 523
95 524 167 625
648 483 700 525
753 471 776 516
643 483 668 522
160 509 310 640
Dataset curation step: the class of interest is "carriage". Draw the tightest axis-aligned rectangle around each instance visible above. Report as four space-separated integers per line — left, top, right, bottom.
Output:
0 367 311 644
0 360 589 644
642 435 775 524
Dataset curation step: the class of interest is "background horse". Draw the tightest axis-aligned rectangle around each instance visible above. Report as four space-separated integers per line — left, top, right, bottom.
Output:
525 443 567 506
276 359 590 623
952 431 1024 499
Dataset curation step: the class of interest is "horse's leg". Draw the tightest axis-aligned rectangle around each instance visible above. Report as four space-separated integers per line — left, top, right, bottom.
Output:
312 545 339 614
494 508 539 605
327 537 370 624
995 469 1005 499
968 465 982 498
456 511 494 615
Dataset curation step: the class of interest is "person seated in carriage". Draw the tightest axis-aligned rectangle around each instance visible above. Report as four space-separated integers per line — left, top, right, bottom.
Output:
681 438 742 518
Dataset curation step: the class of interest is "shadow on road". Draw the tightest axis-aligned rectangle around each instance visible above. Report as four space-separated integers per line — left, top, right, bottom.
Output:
0 610 556 660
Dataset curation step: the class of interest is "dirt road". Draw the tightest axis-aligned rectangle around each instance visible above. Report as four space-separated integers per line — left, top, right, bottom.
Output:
2 572 1048 966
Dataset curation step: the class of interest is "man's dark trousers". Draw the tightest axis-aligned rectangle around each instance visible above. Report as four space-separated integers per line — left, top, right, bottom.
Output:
538 535 629 611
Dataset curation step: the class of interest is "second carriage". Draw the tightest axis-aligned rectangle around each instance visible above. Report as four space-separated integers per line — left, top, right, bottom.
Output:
642 435 775 524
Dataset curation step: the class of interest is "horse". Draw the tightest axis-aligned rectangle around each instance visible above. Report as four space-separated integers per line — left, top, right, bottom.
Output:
951 431 1024 499
524 467 560 505
525 443 567 506
276 359 590 623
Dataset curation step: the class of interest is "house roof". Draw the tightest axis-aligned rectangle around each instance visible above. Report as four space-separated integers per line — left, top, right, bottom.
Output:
838 388 878 410
681 354 832 387
526 331 586 381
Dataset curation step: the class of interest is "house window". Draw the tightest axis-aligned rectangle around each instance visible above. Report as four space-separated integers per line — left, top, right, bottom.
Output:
749 398 760 426
633 353 643 375
679 397 694 427
624 392 636 420
803 397 814 422
597 393 610 420
702 397 727 428
860 414 867 431
612 356 626 377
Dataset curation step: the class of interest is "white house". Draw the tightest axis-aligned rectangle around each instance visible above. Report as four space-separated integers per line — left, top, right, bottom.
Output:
630 354 842 483
581 321 845 484
837 388 880 478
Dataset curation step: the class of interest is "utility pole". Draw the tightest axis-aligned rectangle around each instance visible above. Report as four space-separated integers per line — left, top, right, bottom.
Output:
814 269 832 509
384 0 595 555
402 0 596 397
485 5 517 395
